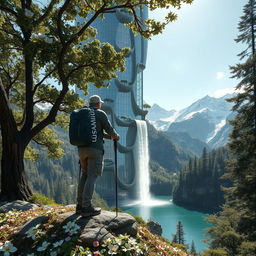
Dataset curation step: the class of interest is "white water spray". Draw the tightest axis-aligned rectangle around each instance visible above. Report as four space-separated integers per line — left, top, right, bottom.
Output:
134 120 151 202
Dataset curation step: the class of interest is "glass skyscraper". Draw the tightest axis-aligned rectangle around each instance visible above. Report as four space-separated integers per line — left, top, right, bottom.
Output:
78 7 148 203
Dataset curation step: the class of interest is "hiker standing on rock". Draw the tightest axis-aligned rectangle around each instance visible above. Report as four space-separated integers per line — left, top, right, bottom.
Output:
70 95 119 217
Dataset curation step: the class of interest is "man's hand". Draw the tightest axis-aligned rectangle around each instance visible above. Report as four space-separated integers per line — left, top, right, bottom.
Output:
112 135 120 141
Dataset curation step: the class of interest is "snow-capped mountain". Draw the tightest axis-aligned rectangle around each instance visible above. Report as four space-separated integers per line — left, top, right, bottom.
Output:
146 94 234 148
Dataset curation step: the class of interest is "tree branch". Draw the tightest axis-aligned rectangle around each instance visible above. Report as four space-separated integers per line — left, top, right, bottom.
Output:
34 0 58 27
0 65 21 96
33 68 57 94
32 138 46 147
66 61 111 79
0 5 18 17
56 0 72 45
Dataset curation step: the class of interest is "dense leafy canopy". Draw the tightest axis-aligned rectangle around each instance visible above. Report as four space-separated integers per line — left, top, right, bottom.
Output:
0 0 193 159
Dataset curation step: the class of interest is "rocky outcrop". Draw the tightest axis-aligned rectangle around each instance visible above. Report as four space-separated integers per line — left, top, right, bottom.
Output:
147 219 162 236
18 209 137 246
0 200 38 213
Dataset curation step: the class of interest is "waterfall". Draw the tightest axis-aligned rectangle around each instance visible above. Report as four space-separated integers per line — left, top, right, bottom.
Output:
134 120 151 202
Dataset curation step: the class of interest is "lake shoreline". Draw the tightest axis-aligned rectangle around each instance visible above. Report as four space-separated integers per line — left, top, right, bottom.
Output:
122 195 210 253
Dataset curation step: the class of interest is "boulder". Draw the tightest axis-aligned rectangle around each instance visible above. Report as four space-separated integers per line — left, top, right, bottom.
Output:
147 219 162 236
0 200 38 213
19 210 137 246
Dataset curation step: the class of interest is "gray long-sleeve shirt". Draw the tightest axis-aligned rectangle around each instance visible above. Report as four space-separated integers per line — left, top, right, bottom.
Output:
79 107 119 151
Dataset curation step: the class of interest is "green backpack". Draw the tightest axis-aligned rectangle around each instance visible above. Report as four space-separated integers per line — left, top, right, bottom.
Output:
69 107 97 146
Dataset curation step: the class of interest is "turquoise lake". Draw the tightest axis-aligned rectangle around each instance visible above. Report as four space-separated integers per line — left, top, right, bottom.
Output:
123 196 211 253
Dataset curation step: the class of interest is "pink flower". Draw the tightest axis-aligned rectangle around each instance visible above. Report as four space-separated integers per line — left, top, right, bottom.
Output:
93 251 100 255
93 241 100 247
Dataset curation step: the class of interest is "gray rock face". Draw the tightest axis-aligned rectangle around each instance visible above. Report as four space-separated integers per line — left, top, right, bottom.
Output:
147 219 162 236
0 200 38 213
18 216 49 236
19 210 137 246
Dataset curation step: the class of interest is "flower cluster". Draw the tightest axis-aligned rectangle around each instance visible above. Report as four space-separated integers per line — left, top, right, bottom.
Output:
25 224 45 240
137 226 190 256
101 235 146 255
63 221 81 235
1 207 190 256
73 235 147 256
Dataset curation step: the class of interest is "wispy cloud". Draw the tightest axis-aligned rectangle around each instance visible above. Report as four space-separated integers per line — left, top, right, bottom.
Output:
212 88 235 98
216 72 225 80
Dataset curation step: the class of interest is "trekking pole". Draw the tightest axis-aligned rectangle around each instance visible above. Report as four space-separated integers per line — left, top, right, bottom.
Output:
114 140 118 217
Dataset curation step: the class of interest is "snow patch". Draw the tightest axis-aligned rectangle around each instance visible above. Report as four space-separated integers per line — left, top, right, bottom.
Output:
182 108 209 121
207 119 226 143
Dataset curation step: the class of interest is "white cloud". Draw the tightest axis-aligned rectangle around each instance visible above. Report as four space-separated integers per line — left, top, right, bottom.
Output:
216 72 225 79
212 88 236 98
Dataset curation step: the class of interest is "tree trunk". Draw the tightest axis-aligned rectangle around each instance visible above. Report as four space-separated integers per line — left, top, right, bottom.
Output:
0 77 32 201
1 132 32 201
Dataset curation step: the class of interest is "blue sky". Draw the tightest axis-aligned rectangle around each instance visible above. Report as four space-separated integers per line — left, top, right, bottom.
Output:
143 0 245 110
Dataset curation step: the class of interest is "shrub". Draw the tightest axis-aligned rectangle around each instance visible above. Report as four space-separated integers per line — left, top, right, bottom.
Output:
28 193 58 206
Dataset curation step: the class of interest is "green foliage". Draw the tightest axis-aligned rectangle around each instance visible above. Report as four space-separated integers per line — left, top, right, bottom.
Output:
28 192 58 206
224 0 256 239
190 240 197 255
238 241 256 256
202 249 228 256
205 205 243 255
150 160 177 195
147 121 192 173
143 103 151 109
173 147 230 213
172 221 186 245
205 2 256 255
131 214 147 226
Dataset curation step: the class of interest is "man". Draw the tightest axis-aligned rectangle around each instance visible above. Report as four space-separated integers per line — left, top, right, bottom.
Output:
76 95 120 217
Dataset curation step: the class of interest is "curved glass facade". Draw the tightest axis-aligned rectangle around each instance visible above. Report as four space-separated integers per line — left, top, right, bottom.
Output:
77 7 148 203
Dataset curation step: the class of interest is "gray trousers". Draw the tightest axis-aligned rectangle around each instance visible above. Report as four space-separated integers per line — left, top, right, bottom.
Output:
77 147 103 207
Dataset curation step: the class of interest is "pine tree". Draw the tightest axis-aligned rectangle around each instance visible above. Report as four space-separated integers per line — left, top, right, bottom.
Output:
226 0 256 240
172 234 178 243
190 240 197 255
176 221 185 245
206 2 256 255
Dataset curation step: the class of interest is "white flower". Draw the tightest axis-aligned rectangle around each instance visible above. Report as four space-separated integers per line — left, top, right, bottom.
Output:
24 8 34 18
128 237 137 245
37 241 50 252
63 221 80 235
122 243 132 251
107 244 119 255
0 241 17 256
25 224 41 240
26 253 35 256
135 248 143 255
53 240 64 248
114 238 122 246
50 250 58 256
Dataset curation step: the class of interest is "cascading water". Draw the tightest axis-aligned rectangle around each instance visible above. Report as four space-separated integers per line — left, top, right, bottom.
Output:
134 120 151 203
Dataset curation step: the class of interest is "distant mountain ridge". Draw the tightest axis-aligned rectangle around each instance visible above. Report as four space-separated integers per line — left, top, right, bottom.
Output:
147 94 234 149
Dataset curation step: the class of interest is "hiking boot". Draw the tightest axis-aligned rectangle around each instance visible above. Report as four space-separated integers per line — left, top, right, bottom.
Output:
75 204 82 214
80 205 101 217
